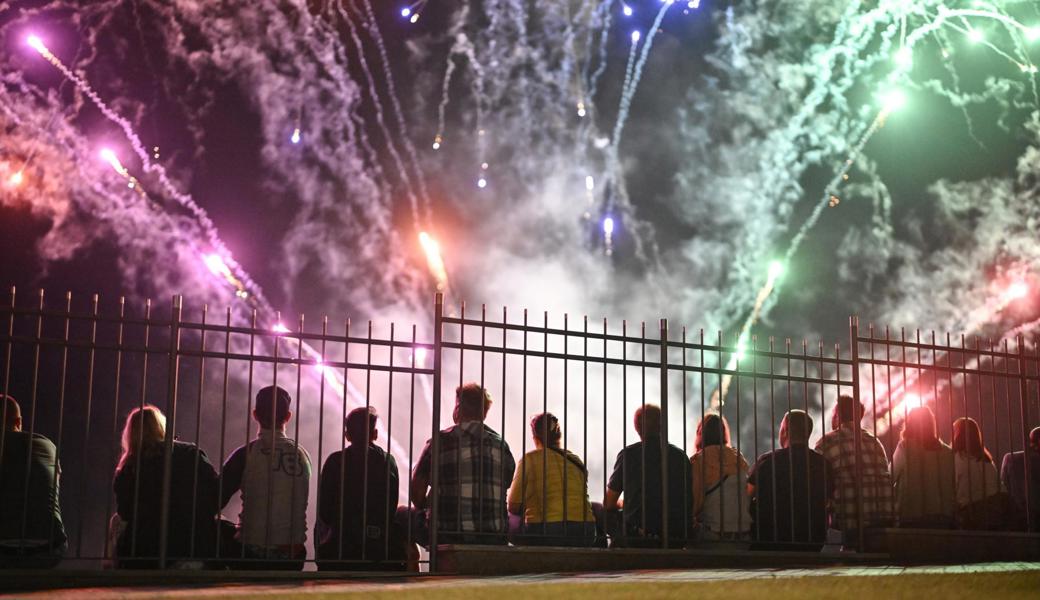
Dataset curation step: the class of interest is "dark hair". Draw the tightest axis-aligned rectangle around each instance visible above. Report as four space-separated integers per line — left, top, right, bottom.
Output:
901 406 942 451
634 404 661 438
952 417 993 463
782 410 813 445
530 412 562 448
345 407 378 444
455 383 492 421
254 385 292 429
832 394 864 430
695 413 730 451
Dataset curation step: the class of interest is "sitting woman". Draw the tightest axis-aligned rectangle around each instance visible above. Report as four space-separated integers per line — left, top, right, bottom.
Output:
892 406 956 529
690 413 751 540
112 405 220 568
507 413 597 546
952 417 1004 530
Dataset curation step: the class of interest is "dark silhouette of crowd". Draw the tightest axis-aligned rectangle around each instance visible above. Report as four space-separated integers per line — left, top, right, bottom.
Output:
1 387 1038 570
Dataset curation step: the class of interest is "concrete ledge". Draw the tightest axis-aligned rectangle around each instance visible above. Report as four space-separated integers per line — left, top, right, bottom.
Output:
864 529 1040 564
435 544 891 575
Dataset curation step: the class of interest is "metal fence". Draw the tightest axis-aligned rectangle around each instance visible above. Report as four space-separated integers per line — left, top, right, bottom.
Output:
0 289 1037 572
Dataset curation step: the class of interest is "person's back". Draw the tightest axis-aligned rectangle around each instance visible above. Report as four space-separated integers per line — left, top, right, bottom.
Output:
0 408 67 567
610 436 692 542
748 445 830 547
428 421 513 541
510 447 596 544
892 441 956 527
1000 427 1040 531
815 397 895 532
317 408 402 570
113 439 219 566
221 386 311 567
691 444 750 537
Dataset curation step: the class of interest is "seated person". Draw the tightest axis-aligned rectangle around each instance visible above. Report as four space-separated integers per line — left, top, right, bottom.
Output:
316 407 405 570
0 395 67 568
814 395 895 544
1000 426 1040 532
748 410 832 551
690 413 751 540
952 417 1003 530
112 404 219 568
397 383 515 547
221 386 312 570
603 404 692 547
892 406 955 529
508 412 597 546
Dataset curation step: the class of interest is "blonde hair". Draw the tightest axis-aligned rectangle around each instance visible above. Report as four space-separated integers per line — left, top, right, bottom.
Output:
117 405 166 472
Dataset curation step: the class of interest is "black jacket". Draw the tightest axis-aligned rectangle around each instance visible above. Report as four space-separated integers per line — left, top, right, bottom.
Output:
113 440 219 566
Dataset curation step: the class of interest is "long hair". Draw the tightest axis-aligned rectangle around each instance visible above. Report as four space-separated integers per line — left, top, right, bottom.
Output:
530 412 562 448
117 405 166 472
952 417 993 463
901 406 942 451
695 413 731 451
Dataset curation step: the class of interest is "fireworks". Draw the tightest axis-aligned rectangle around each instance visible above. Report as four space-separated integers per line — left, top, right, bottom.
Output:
418 231 449 292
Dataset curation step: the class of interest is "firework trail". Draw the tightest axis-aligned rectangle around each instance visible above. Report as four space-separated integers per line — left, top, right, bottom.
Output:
611 1 674 148
23 32 415 464
357 0 435 224
333 1 424 228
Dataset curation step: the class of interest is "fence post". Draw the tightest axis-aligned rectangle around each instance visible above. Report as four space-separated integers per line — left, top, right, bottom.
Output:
429 293 444 571
1018 335 1033 533
659 318 669 549
158 295 182 568
849 315 865 552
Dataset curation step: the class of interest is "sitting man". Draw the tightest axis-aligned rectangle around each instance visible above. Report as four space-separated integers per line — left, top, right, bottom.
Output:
1001 426 1040 532
602 404 691 547
316 407 405 570
0 395 67 567
748 409 833 551
221 386 311 569
398 383 515 548
815 395 895 546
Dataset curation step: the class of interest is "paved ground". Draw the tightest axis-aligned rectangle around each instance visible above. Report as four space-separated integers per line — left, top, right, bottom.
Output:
5 562 1039 599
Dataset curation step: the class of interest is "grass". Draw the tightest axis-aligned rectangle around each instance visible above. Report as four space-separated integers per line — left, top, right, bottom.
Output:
293 571 1039 600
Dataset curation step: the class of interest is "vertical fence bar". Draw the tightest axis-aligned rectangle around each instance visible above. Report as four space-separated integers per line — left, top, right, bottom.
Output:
429 293 444 571
19 290 45 550
1018 335 1033 532
849 316 865 552
0 287 14 475
659 319 669 549
48 292 71 554
103 296 125 561
189 304 207 558
76 293 99 558
157 295 182 568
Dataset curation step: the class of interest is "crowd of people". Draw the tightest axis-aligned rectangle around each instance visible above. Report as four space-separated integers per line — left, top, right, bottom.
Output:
1 387 1038 570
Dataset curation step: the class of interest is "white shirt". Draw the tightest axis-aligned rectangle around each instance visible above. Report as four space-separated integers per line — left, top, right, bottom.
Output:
954 453 1002 506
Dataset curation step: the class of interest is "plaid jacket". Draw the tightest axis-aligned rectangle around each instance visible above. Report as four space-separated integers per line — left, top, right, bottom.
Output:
414 421 515 537
815 427 896 530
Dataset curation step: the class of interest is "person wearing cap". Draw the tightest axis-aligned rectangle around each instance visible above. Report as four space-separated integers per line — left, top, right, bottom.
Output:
220 385 311 569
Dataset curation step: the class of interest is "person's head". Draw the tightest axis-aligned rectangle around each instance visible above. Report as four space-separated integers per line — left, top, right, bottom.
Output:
530 412 562 449
254 385 292 430
453 383 492 423
951 417 992 463
634 404 662 440
695 413 730 451
1032 427 1040 452
117 405 166 471
831 394 864 431
345 406 378 445
901 405 941 450
2 395 21 431
780 410 813 448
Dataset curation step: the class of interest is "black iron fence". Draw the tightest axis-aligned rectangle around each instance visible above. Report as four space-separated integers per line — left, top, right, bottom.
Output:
0 289 1036 572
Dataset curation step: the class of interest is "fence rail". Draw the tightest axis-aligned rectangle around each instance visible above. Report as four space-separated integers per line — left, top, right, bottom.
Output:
0 288 1036 572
